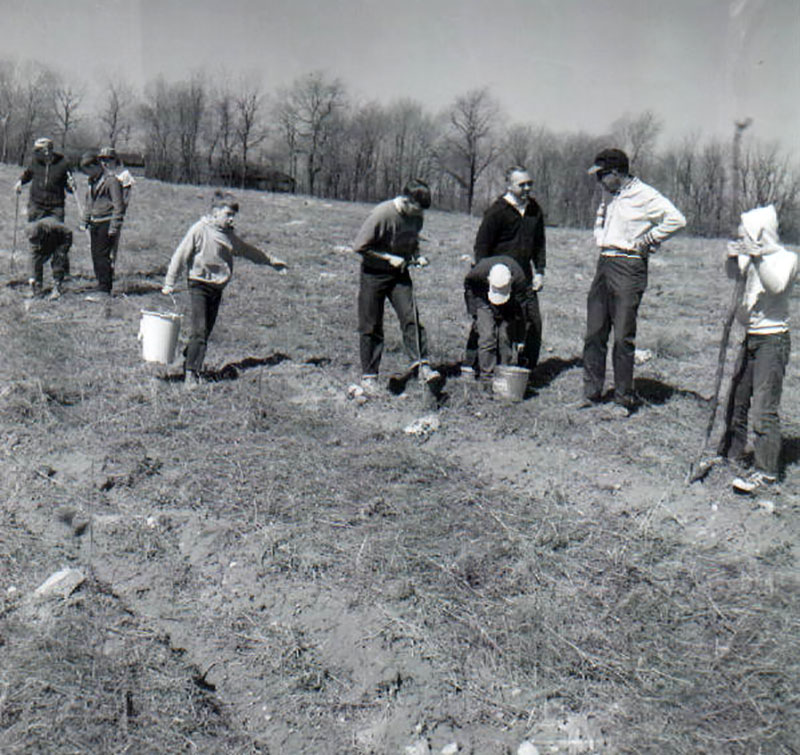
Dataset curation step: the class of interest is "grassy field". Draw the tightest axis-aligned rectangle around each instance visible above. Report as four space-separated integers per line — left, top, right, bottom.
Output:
1 164 798 754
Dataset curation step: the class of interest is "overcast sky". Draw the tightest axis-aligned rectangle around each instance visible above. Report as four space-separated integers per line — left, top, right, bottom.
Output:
2 0 798 152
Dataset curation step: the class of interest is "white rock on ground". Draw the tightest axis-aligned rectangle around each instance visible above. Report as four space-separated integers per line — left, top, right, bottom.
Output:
34 568 85 599
405 738 431 754
518 742 541 755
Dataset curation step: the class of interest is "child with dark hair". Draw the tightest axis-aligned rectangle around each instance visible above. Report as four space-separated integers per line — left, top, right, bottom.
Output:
162 191 287 387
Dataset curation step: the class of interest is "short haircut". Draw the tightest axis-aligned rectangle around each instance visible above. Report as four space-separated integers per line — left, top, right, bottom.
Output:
505 165 529 183
402 179 431 210
211 190 239 213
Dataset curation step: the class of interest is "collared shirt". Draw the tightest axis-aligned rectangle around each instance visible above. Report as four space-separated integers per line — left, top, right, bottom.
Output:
594 176 686 257
503 192 528 216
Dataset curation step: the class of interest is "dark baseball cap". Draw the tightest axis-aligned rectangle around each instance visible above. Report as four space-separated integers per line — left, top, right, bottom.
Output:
587 148 629 175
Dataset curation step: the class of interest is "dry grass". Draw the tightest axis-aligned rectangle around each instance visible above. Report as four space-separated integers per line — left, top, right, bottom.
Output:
1 164 798 753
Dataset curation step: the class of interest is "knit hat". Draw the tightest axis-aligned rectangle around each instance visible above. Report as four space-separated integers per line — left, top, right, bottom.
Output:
741 205 779 248
488 263 512 305
33 137 54 151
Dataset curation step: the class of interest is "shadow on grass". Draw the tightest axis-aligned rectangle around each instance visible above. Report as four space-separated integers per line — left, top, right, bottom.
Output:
635 376 707 406
529 355 582 389
780 436 800 471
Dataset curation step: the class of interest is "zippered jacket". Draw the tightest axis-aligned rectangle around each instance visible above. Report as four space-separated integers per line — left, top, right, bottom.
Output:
83 169 125 235
18 151 73 214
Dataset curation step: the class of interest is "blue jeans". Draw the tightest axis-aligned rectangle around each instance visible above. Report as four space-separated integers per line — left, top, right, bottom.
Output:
718 331 790 476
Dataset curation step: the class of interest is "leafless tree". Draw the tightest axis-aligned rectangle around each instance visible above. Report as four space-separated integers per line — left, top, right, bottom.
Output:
436 87 501 214
234 77 265 189
52 79 85 149
276 71 346 195
99 77 135 148
381 99 437 197
611 110 663 170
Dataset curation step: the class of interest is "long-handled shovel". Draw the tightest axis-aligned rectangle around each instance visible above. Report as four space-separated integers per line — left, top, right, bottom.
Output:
687 269 748 483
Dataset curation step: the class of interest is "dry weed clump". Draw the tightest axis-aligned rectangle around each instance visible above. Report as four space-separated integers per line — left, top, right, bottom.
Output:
0 580 252 754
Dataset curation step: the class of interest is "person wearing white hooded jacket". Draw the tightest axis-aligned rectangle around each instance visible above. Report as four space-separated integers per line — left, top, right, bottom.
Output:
717 204 798 494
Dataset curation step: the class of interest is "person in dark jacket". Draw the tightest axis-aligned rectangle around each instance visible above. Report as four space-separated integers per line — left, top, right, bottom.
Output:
464 255 531 386
464 166 546 375
79 151 125 300
14 137 75 299
353 179 439 395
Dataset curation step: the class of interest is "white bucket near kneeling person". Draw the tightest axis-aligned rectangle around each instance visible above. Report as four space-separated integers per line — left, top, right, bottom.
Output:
138 310 183 364
492 365 530 402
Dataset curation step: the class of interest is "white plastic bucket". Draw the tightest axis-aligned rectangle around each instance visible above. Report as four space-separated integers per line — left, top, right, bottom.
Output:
492 365 530 402
138 310 182 364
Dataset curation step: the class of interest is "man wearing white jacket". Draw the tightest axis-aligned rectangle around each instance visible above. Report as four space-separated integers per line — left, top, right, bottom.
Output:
582 148 686 415
718 205 798 494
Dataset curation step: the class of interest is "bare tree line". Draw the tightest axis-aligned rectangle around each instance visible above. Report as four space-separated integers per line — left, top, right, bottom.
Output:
1 58 798 241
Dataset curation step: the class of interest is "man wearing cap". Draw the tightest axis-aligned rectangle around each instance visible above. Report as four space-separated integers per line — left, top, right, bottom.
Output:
464 255 531 387
583 148 686 415
14 137 75 299
465 165 546 375
79 151 125 300
353 179 439 395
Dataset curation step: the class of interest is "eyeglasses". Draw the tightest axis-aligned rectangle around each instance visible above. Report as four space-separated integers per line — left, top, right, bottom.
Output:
517 181 533 188
595 170 612 181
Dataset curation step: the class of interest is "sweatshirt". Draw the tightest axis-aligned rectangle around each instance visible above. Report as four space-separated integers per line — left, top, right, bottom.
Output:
474 195 546 282
164 216 277 289
729 205 799 334
353 197 424 274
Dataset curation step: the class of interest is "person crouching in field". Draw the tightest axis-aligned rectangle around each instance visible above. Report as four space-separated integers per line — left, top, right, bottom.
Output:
582 148 686 416
161 191 288 388
79 151 125 301
717 205 798 495
14 136 75 300
353 179 439 395
464 256 531 390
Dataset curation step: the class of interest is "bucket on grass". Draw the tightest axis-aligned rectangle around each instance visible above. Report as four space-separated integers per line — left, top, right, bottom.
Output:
492 365 530 402
138 310 182 364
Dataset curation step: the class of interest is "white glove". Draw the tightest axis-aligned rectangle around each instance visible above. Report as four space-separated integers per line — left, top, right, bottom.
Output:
161 285 175 295
532 272 544 292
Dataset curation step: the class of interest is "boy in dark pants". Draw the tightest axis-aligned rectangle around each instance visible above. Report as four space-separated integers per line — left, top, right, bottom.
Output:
353 179 439 394
162 192 287 388
717 205 798 494
79 152 125 300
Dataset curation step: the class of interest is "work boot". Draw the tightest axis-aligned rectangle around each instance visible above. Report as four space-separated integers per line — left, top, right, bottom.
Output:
360 375 381 397
418 363 440 383
732 470 778 495
25 278 43 299
184 370 202 391
48 280 64 300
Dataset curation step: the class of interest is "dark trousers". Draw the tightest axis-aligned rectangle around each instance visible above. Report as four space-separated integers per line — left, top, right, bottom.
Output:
474 300 516 377
89 222 116 293
717 332 790 476
186 280 224 373
465 291 542 373
358 268 429 376
27 207 72 286
583 255 648 405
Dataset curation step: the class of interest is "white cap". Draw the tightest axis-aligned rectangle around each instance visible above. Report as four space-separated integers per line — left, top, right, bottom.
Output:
488 263 512 305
